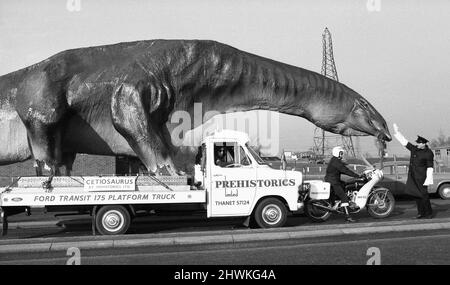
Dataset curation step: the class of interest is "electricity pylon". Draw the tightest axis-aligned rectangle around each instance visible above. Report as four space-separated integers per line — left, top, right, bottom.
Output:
313 27 356 158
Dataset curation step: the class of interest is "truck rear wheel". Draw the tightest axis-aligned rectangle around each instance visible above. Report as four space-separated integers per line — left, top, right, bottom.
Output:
254 198 287 228
95 205 131 235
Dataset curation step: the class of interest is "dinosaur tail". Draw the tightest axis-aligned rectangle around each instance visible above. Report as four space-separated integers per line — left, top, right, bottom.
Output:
0 110 32 165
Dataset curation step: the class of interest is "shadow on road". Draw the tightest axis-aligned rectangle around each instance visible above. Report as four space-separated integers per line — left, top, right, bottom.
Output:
48 215 250 236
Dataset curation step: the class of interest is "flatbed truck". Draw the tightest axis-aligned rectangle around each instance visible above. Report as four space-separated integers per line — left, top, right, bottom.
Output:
0 130 328 235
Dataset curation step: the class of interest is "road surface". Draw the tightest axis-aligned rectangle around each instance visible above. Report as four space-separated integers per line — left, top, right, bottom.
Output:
1 228 450 265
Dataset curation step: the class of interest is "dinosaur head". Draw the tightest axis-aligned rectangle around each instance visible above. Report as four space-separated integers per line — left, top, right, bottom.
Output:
306 88 391 142
344 95 392 142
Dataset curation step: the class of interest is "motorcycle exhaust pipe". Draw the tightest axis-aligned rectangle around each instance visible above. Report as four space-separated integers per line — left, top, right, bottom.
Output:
310 202 334 212
311 201 349 214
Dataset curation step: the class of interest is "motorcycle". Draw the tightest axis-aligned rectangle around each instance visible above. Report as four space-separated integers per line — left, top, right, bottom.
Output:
300 168 395 222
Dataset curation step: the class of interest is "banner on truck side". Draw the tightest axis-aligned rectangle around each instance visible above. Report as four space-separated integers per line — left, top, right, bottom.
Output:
83 176 137 191
0 191 206 207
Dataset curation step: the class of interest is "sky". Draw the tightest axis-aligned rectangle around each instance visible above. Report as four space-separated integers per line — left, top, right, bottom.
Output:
0 0 449 157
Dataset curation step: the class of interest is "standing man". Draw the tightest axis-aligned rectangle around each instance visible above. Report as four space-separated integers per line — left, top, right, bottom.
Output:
392 123 434 219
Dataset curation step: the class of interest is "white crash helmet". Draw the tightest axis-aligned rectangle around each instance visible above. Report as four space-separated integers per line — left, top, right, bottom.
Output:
332 146 345 158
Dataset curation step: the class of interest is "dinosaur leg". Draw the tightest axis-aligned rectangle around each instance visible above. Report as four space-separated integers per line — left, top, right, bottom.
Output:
33 160 43 176
26 128 64 187
160 125 187 175
111 83 177 175
24 121 65 174
61 153 76 176
27 136 43 176
54 166 61 176
16 72 67 177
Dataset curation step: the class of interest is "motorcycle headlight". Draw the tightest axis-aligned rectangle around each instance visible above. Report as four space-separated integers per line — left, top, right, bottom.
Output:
365 171 373 180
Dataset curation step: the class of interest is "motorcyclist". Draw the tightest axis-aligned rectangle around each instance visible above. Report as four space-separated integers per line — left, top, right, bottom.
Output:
325 146 363 223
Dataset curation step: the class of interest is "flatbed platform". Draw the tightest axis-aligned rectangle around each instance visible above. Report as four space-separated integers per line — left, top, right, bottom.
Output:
1 176 206 207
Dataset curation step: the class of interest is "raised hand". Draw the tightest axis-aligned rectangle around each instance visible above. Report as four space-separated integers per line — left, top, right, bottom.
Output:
393 123 399 134
392 123 408 146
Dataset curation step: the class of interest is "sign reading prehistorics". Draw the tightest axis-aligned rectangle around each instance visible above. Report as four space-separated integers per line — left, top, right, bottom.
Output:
215 179 296 189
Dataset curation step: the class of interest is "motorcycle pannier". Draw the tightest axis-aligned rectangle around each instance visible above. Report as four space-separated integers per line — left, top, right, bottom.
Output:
307 180 331 200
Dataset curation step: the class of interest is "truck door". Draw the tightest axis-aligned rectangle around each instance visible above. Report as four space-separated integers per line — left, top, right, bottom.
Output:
208 141 257 217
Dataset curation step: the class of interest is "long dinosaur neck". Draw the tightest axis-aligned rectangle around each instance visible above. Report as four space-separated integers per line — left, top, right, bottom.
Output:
187 46 350 123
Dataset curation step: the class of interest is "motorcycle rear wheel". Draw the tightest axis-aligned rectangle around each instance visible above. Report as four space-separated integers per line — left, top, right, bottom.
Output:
305 200 332 222
367 188 395 219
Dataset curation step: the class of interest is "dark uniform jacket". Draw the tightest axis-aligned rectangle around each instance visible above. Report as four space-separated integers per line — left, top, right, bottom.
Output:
405 143 434 198
325 156 360 185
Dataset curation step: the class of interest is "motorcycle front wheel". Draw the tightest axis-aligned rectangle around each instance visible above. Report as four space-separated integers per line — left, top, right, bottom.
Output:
305 200 332 222
366 188 395 219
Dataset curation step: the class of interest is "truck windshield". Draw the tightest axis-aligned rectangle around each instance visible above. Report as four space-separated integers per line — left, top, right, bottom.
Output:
246 144 267 165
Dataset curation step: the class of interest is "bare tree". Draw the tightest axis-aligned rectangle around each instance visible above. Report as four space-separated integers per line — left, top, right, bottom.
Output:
430 130 450 148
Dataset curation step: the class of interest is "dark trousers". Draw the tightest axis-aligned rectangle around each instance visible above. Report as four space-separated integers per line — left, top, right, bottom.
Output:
330 183 349 204
415 188 433 216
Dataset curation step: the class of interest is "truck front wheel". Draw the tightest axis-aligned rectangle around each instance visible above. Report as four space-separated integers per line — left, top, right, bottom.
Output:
95 205 131 235
254 198 287 228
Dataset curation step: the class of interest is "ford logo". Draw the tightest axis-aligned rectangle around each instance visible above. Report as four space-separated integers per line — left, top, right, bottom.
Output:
11 197 23 202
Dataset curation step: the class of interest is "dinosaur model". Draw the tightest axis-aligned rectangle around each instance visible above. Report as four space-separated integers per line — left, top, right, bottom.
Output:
0 40 391 175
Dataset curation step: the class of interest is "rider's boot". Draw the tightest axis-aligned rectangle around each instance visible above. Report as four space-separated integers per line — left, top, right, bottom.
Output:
343 206 356 223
